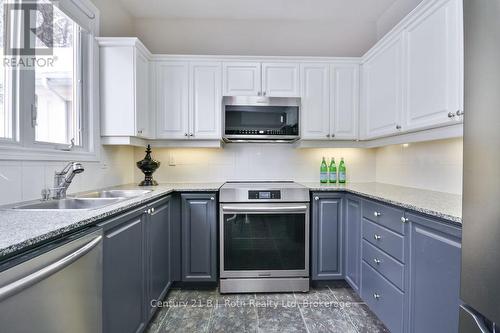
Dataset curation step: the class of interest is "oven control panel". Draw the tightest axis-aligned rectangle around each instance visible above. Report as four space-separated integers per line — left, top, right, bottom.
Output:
248 190 281 200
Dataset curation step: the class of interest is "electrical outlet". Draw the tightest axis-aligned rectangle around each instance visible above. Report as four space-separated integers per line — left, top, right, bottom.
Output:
169 153 176 166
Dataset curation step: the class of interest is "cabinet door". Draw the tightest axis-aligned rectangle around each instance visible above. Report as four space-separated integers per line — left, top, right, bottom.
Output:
408 213 461 333
363 36 403 139
222 62 261 96
345 195 361 291
181 193 217 282
312 194 342 280
262 63 300 97
300 63 331 140
404 0 462 131
331 64 359 140
189 62 222 139
102 211 146 333
135 51 151 138
156 61 189 139
99 45 136 136
147 198 171 319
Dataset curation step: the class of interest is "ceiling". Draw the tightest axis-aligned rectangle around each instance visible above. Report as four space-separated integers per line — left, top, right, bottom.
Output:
119 0 399 21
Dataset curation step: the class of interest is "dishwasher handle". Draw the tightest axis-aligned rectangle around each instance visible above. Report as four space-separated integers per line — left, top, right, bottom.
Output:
0 235 102 302
221 204 308 213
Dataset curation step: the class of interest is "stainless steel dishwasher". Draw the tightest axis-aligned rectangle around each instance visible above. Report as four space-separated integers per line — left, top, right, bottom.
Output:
0 227 103 333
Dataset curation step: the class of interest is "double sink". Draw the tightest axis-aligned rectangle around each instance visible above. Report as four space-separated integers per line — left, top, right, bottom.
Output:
10 190 152 211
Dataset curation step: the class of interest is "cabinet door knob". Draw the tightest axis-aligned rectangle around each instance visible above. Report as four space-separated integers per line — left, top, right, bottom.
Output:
137 130 143 134
373 211 381 217
189 133 194 137
151 207 155 213
448 112 456 118
184 133 188 136
326 134 330 138
263 91 266 96
331 133 335 138
210 197 215 201
374 234 381 241
373 293 381 300
373 258 381 265
396 125 402 130
456 110 464 116
401 216 409 223
147 209 151 215
314 196 319 201
257 91 262 96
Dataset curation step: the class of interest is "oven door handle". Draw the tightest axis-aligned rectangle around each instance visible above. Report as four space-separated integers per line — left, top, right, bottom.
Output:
221 204 308 213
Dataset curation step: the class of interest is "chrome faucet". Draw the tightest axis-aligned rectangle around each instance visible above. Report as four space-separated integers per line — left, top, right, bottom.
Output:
42 162 85 200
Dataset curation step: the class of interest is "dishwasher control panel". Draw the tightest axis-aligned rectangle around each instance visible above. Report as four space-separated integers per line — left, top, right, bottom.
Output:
248 190 281 200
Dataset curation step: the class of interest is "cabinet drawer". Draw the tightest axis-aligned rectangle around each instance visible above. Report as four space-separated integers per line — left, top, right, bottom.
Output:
362 240 404 290
363 200 405 235
361 262 404 333
363 219 405 263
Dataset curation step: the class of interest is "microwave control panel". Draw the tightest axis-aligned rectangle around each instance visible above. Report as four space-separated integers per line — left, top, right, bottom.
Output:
248 190 281 200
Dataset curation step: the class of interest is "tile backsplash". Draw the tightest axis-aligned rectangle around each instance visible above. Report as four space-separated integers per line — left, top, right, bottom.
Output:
133 144 377 184
0 137 464 206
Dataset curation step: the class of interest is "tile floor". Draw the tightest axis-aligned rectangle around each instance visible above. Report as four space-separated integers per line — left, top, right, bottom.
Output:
146 281 389 333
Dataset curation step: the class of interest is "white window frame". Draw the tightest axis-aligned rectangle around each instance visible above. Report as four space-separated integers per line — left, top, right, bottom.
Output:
0 0 100 161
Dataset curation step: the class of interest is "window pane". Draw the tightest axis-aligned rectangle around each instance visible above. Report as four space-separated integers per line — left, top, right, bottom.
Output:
35 5 81 145
0 0 13 140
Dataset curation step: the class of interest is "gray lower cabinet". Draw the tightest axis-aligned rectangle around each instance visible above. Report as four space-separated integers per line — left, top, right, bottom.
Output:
101 208 147 333
146 197 172 319
100 196 173 333
407 212 462 333
181 193 217 282
344 195 361 291
312 193 342 280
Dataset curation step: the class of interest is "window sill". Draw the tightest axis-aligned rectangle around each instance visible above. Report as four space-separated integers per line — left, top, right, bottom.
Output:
0 144 100 162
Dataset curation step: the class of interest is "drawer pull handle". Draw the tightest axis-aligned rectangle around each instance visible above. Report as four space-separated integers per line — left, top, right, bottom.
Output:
401 216 409 223
373 211 381 217
373 293 381 300
373 258 381 265
374 234 381 241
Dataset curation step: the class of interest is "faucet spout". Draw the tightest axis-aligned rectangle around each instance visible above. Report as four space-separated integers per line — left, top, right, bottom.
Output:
51 162 85 199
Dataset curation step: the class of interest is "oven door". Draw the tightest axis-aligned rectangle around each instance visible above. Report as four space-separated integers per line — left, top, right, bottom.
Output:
220 203 309 278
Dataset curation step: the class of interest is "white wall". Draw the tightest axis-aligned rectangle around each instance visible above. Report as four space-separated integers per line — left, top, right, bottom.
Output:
134 144 377 183
376 0 424 39
133 18 376 56
375 138 463 194
0 146 135 205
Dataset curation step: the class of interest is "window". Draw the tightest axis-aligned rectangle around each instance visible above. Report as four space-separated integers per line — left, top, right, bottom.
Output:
0 0 99 160
34 6 81 147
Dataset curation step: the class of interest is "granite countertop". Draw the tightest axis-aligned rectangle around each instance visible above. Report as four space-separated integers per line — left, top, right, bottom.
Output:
0 181 462 260
299 182 462 224
0 183 223 259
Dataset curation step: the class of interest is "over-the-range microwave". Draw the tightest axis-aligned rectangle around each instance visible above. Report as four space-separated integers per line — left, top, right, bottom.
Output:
222 96 300 143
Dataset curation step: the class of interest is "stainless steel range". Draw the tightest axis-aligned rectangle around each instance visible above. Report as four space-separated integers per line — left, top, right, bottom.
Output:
219 181 310 293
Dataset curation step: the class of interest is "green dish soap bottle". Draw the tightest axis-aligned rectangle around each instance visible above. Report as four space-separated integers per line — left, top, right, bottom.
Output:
320 157 328 183
329 158 337 184
338 158 346 184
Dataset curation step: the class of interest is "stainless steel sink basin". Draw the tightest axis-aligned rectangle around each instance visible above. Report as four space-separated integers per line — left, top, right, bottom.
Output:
13 198 122 210
75 190 152 199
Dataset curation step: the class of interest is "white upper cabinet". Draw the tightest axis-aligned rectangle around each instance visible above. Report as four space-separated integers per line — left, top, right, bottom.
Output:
223 62 299 97
403 0 463 131
300 63 331 140
362 36 404 139
189 62 222 139
331 64 359 140
155 61 190 139
222 62 261 96
262 63 300 97
98 38 152 139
